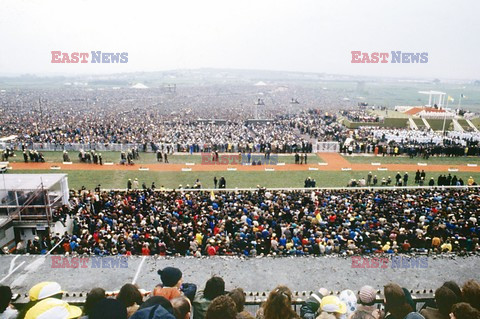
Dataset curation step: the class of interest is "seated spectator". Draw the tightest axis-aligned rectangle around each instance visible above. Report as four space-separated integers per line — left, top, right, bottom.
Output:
89 298 127 319
420 286 458 319
116 284 143 318
0 285 19 319
205 295 237 319
256 286 299 319
193 276 225 319
450 303 480 319
80 288 106 319
24 298 81 319
154 267 196 302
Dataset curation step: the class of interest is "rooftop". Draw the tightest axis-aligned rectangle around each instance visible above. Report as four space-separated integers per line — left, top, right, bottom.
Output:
0 174 67 190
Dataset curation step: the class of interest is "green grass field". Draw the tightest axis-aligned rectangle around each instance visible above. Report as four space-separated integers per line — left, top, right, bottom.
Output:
343 155 480 165
7 151 306 165
7 169 480 190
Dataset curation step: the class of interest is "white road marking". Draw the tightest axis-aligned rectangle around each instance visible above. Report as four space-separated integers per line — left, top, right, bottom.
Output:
132 256 146 285
9 255 19 274
0 261 26 284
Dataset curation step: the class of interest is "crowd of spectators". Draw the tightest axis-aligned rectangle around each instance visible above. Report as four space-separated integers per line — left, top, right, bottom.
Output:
1 275 479 319
11 187 480 257
341 128 480 157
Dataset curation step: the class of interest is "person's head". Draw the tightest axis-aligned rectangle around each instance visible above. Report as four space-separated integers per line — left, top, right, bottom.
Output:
171 296 191 319
228 288 245 313
205 295 237 319
90 298 127 319
139 296 173 313
435 286 458 315
204 276 225 300
158 267 183 288
462 279 480 310
24 298 82 319
29 282 64 302
450 302 480 319
384 283 412 319
320 295 347 319
263 286 298 319
83 288 106 316
116 283 143 308
358 285 377 306
0 285 13 313
443 281 462 300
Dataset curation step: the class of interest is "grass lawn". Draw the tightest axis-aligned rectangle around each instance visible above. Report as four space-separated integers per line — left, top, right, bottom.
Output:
7 151 306 165
343 155 480 165
7 169 480 190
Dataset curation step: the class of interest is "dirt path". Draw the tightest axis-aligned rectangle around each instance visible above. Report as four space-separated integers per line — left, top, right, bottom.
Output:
7 153 480 172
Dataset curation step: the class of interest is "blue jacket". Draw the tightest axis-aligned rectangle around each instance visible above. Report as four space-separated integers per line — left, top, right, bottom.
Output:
130 305 176 319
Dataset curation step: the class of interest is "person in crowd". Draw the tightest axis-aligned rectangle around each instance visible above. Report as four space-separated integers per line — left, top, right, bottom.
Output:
420 286 457 319
317 295 347 319
384 283 423 319
461 279 480 311
171 297 191 319
256 286 299 319
449 303 480 319
116 284 143 318
24 298 82 319
350 285 383 319
153 267 197 302
80 288 106 319
89 298 127 319
0 285 18 319
193 276 225 319
205 295 237 319
18 282 65 319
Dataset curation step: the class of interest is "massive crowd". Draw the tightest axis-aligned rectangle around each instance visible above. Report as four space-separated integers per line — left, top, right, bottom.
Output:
1 274 479 319
12 187 480 257
0 87 353 153
341 128 480 157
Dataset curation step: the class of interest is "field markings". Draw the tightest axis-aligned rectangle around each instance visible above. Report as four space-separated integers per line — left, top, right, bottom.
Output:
132 256 147 285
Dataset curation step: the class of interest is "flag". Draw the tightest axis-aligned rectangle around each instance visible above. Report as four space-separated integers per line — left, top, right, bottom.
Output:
210 191 215 201
448 96 454 102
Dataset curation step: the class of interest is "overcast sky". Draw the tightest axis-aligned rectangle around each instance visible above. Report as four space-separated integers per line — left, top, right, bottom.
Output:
0 0 478 79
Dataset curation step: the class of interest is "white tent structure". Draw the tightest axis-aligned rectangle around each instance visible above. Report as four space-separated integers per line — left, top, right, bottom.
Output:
131 83 149 89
